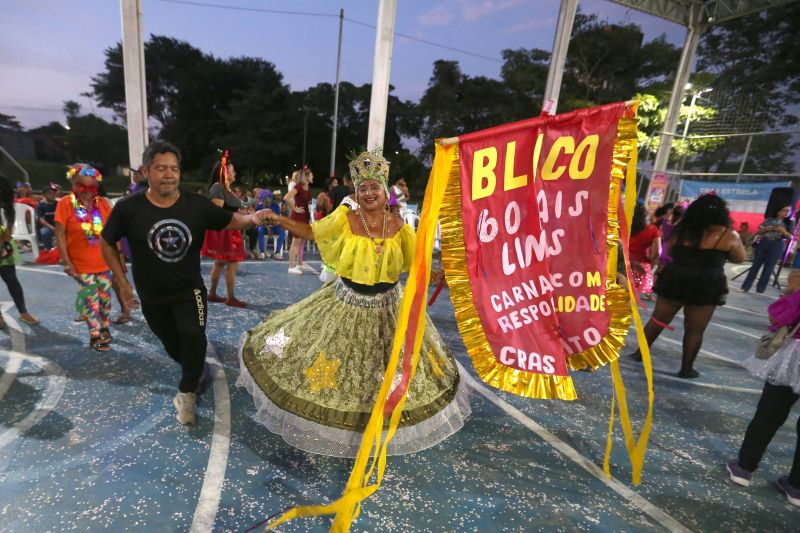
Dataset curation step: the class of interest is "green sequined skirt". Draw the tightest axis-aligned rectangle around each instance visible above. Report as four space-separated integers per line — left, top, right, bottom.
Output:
237 278 470 457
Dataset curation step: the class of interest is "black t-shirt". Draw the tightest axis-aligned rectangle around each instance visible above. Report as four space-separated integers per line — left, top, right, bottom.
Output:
101 189 233 300
329 184 353 209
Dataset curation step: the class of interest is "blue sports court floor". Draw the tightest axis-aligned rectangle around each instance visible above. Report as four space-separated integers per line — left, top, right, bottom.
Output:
0 257 797 531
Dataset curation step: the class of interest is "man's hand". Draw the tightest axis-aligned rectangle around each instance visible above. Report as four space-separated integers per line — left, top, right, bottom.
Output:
118 280 139 310
292 206 306 214
251 209 276 226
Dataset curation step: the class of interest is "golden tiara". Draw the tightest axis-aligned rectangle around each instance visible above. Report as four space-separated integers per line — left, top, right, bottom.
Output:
349 149 390 188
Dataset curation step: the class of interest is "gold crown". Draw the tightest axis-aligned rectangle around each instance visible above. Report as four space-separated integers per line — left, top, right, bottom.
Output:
349 149 390 189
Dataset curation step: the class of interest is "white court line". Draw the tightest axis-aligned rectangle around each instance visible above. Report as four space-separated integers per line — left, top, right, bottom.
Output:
16 266 67 277
0 349 66 451
0 355 21 400
658 336 744 368
677 315 761 340
617 361 760 395
456 362 692 533
0 302 23 400
190 343 231 533
720 304 764 317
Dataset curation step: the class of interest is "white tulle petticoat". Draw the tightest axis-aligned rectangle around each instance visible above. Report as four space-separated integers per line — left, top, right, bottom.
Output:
744 338 800 395
236 333 472 458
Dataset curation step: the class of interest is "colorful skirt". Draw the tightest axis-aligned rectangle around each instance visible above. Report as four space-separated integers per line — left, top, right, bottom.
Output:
237 278 471 457
201 229 245 262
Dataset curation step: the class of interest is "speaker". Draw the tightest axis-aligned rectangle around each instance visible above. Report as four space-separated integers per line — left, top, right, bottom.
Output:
764 187 795 218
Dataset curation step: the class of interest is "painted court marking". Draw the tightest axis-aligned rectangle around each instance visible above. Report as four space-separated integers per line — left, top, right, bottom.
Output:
617 361 760 395
719 303 764 317
0 349 66 452
456 362 692 533
658 336 744 368
190 342 232 533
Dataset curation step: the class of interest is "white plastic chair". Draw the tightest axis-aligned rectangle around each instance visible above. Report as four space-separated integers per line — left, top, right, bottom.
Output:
403 213 420 232
11 203 39 259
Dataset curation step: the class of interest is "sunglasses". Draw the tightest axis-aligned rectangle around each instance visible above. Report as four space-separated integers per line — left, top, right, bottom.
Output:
75 184 99 194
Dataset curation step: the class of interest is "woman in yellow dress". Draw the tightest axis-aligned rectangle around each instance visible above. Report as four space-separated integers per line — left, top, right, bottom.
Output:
237 150 470 457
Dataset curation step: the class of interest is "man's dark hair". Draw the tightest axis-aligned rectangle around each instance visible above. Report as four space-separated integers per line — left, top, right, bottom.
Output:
142 140 182 167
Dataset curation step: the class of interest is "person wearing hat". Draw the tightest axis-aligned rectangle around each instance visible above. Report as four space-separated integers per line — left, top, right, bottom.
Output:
15 181 38 210
37 183 61 250
255 189 286 259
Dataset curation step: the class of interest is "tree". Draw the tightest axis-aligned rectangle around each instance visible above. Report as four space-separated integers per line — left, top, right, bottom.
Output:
559 11 681 111
635 92 724 165
416 60 509 162
499 48 550 118
63 105 127 171
0 113 22 131
692 4 800 174
63 100 82 121
88 36 292 173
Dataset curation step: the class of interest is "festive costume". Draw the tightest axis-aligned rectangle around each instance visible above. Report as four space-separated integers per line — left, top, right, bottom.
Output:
238 153 469 457
201 153 245 262
628 224 659 296
56 165 112 338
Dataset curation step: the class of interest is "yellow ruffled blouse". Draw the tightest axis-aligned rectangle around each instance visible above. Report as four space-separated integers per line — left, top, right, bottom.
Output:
312 205 415 285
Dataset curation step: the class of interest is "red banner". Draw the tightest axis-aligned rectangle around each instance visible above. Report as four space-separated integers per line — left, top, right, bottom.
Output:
455 103 628 388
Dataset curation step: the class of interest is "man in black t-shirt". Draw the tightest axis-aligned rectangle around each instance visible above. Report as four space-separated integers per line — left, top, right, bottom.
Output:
328 174 354 209
101 140 269 426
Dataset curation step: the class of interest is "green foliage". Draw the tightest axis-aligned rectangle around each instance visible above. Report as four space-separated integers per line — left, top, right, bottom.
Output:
22 6 796 189
635 92 724 163
691 4 800 173
0 113 23 131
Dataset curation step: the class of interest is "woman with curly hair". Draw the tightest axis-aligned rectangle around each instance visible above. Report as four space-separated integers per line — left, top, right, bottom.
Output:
632 194 746 378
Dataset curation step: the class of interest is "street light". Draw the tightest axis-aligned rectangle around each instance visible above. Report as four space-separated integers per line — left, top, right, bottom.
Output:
677 86 712 176
682 87 712 139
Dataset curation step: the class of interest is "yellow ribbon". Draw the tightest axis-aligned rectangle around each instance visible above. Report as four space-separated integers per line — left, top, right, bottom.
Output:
603 104 656 484
267 144 454 532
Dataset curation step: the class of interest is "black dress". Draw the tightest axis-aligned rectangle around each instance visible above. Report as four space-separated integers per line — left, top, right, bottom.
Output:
654 245 729 306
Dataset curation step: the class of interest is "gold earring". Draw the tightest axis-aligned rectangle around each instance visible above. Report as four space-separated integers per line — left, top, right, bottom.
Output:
383 202 390 214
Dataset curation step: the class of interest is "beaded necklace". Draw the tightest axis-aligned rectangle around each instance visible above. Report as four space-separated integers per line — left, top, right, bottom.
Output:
357 208 388 267
70 193 103 245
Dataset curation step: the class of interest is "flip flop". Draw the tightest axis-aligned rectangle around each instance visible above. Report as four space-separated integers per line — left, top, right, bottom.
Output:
113 315 132 324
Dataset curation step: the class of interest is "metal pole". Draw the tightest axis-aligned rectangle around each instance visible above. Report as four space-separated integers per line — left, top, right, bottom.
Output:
542 0 578 114
301 110 308 171
651 5 704 196
736 134 754 183
329 8 344 177
0 145 29 182
119 0 149 169
366 0 397 151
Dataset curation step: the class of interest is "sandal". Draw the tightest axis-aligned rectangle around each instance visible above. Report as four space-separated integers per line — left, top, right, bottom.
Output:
113 315 132 325
100 328 113 343
90 336 111 352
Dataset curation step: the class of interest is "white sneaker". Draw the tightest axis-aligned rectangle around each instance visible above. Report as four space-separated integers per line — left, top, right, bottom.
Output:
173 392 197 426
299 263 319 274
288 266 303 275
258 252 266 260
